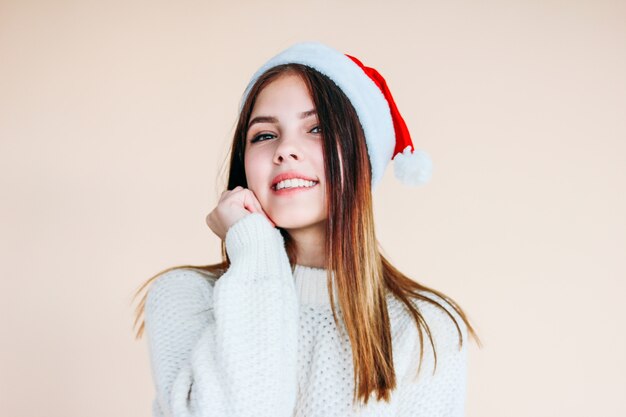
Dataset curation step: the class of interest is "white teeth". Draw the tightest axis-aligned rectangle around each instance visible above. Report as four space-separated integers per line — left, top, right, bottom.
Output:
275 179 317 190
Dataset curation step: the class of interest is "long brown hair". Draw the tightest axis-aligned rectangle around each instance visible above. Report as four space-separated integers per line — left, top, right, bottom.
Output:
132 63 481 406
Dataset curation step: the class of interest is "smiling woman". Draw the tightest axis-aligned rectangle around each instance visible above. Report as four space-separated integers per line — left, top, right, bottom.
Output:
132 42 480 417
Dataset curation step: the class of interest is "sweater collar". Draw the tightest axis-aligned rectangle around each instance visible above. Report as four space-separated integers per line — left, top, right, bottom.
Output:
293 264 337 307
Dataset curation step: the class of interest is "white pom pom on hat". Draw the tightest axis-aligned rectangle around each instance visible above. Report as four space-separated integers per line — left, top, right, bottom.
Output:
240 41 433 189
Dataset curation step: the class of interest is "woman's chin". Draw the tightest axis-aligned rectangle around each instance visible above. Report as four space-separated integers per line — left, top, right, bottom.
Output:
272 215 326 231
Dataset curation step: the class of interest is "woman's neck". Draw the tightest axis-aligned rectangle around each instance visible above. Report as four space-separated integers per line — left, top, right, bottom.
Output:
284 220 326 269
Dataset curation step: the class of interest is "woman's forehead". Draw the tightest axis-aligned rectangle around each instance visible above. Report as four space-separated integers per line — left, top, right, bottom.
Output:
251 74 316 118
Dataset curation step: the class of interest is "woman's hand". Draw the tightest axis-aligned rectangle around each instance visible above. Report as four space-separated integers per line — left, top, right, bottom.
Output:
205 186 276 240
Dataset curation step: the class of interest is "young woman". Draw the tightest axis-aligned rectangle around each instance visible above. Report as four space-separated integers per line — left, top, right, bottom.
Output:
133 42 480 417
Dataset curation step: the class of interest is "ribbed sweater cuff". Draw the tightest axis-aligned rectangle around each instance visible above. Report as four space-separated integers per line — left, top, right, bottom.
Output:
224 213 285 265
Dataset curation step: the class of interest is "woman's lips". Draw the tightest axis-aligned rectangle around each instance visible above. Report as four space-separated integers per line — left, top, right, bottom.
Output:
271 182 319 196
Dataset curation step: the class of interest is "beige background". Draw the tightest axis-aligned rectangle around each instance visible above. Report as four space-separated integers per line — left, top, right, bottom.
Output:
1 1 625 416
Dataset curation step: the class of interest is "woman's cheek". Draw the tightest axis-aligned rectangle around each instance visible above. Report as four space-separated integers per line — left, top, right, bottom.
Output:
245 166 269 207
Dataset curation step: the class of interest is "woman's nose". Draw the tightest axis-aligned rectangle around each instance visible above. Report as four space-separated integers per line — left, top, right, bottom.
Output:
273 135 302 164
275 152 298 163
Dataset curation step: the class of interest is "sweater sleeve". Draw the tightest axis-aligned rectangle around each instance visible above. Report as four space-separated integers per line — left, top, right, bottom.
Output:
144 213 299 417
395 294 469 417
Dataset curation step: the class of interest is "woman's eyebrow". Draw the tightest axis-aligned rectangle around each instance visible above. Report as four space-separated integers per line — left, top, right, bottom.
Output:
247 109 317 130
247 115 277 129
299 109 317 119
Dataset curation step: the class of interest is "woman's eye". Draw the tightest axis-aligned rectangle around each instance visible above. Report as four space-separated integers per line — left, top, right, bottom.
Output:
251 133 275 143
310 125 322 134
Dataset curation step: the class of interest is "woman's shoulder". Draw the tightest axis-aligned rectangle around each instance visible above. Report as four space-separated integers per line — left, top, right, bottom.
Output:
151 267 218 290
387 289 469 382
387 289 468 344
145 267 219 312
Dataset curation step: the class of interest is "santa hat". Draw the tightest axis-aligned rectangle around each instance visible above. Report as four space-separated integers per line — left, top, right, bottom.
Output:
240 41 433 189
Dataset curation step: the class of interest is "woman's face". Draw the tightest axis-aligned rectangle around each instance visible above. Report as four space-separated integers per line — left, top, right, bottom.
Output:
244 73 327 230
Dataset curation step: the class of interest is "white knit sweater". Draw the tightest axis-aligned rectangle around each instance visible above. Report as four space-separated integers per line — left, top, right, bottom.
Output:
144 213 468 417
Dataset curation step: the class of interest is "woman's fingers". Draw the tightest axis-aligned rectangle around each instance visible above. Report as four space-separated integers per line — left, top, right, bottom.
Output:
213 186 276 229
241 189 258 213
243 190 276 227
248 192 264 216
253 198 276 228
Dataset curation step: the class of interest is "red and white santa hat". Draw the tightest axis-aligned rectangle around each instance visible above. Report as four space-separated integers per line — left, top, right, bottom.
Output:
240 41 433 189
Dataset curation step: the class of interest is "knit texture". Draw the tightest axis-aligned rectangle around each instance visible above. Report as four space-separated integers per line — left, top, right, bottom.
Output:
144 213 468 417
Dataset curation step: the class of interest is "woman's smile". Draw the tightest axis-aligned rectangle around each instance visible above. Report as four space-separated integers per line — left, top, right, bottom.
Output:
271 180 320 196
